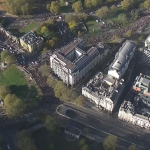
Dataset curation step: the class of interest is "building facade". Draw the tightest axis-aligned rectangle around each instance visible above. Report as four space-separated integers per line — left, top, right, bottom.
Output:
118 74 150 129
50 39 109 86
141 35 150 66
108 40 136 79
82 72 124 112
82 40 136 112
20 31 43 53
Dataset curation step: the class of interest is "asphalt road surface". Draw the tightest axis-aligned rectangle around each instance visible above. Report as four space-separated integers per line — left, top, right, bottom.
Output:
58 103 150 150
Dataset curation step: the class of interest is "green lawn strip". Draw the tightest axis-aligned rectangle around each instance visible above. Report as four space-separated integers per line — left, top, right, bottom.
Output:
20 23 40 34
0 65 28 98
85 16 101 33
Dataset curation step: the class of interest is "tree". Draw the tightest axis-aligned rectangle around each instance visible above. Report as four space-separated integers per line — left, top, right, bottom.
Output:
38 64 52 77
41 26 51 38
72 1 83 12
54 81 68 100
75 95 86 106
41 47 47 54
1 50 10 61
50 1 61 13
4 55 16 65
0 86 11 100
81 145 89 150
69 21 77 30
96 6 109 18
65 14 78 23
5 0 35 15
121 0 135 10
45 19 54 27
125 30 133 37
103 135 118 150
47 77 57 89
45 115 58 133
130 9 140 21
49 37 58 48
84 0 93 9
46 3 51 11
78 13 88 21
17 130 37 150
59 0 66 4
79 138 86 147
118 13 128 25
4 94 25 118
142 0 150 9
84 0 102 9
128 144 137 150
110 5 117 12
111 34 121 43
138 35 144 41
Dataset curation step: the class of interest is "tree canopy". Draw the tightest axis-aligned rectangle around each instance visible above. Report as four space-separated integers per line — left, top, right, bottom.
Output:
84 0 102 9
140 0 150 9
4 94 25 118
125 30 133 37
5 0 35 15
0 86 11 100
17 130 37 150
96 6 109 18
128 144 137 150
121 0 135 10
45 115 58 133
118 13 128 25
103 135 118 150
38 64 52 77
72 1 83 12
1 50 16 65
50 1 61 13
75 95 86 106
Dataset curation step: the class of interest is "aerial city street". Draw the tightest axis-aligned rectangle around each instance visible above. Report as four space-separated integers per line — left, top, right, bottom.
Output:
0 0 150 150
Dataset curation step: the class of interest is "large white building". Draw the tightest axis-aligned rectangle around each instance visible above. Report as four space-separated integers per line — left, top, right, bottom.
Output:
82 40 136 112
108 40 136 79
50 39 110 86
141 35 150 66
82 72 124 112
118 74 150 129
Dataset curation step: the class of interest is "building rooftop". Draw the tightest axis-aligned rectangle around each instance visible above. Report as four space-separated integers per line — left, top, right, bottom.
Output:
133 74 150 94
53 39 100 72
20 31 43 45
121 92 150 120
83 72 124 102
109 40 136 71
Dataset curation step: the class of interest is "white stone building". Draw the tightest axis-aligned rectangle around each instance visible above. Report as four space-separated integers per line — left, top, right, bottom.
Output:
118 74 150 129
141 35 150 66
50 39 109 86
82 40 136 112
118 93 150 129
82 72 124 112
108 40 136 79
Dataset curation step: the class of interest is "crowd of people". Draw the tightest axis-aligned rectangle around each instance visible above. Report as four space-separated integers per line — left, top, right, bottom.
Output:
83 14 150 45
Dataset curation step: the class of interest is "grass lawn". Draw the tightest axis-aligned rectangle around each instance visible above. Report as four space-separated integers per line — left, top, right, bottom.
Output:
0 65 28 99
10 22 41 37
32 127 104 150
85 16 101 33
20 23 40 34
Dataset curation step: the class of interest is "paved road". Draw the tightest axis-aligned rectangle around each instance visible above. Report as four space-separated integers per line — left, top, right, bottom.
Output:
58 115 139 150
58 104 150 149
